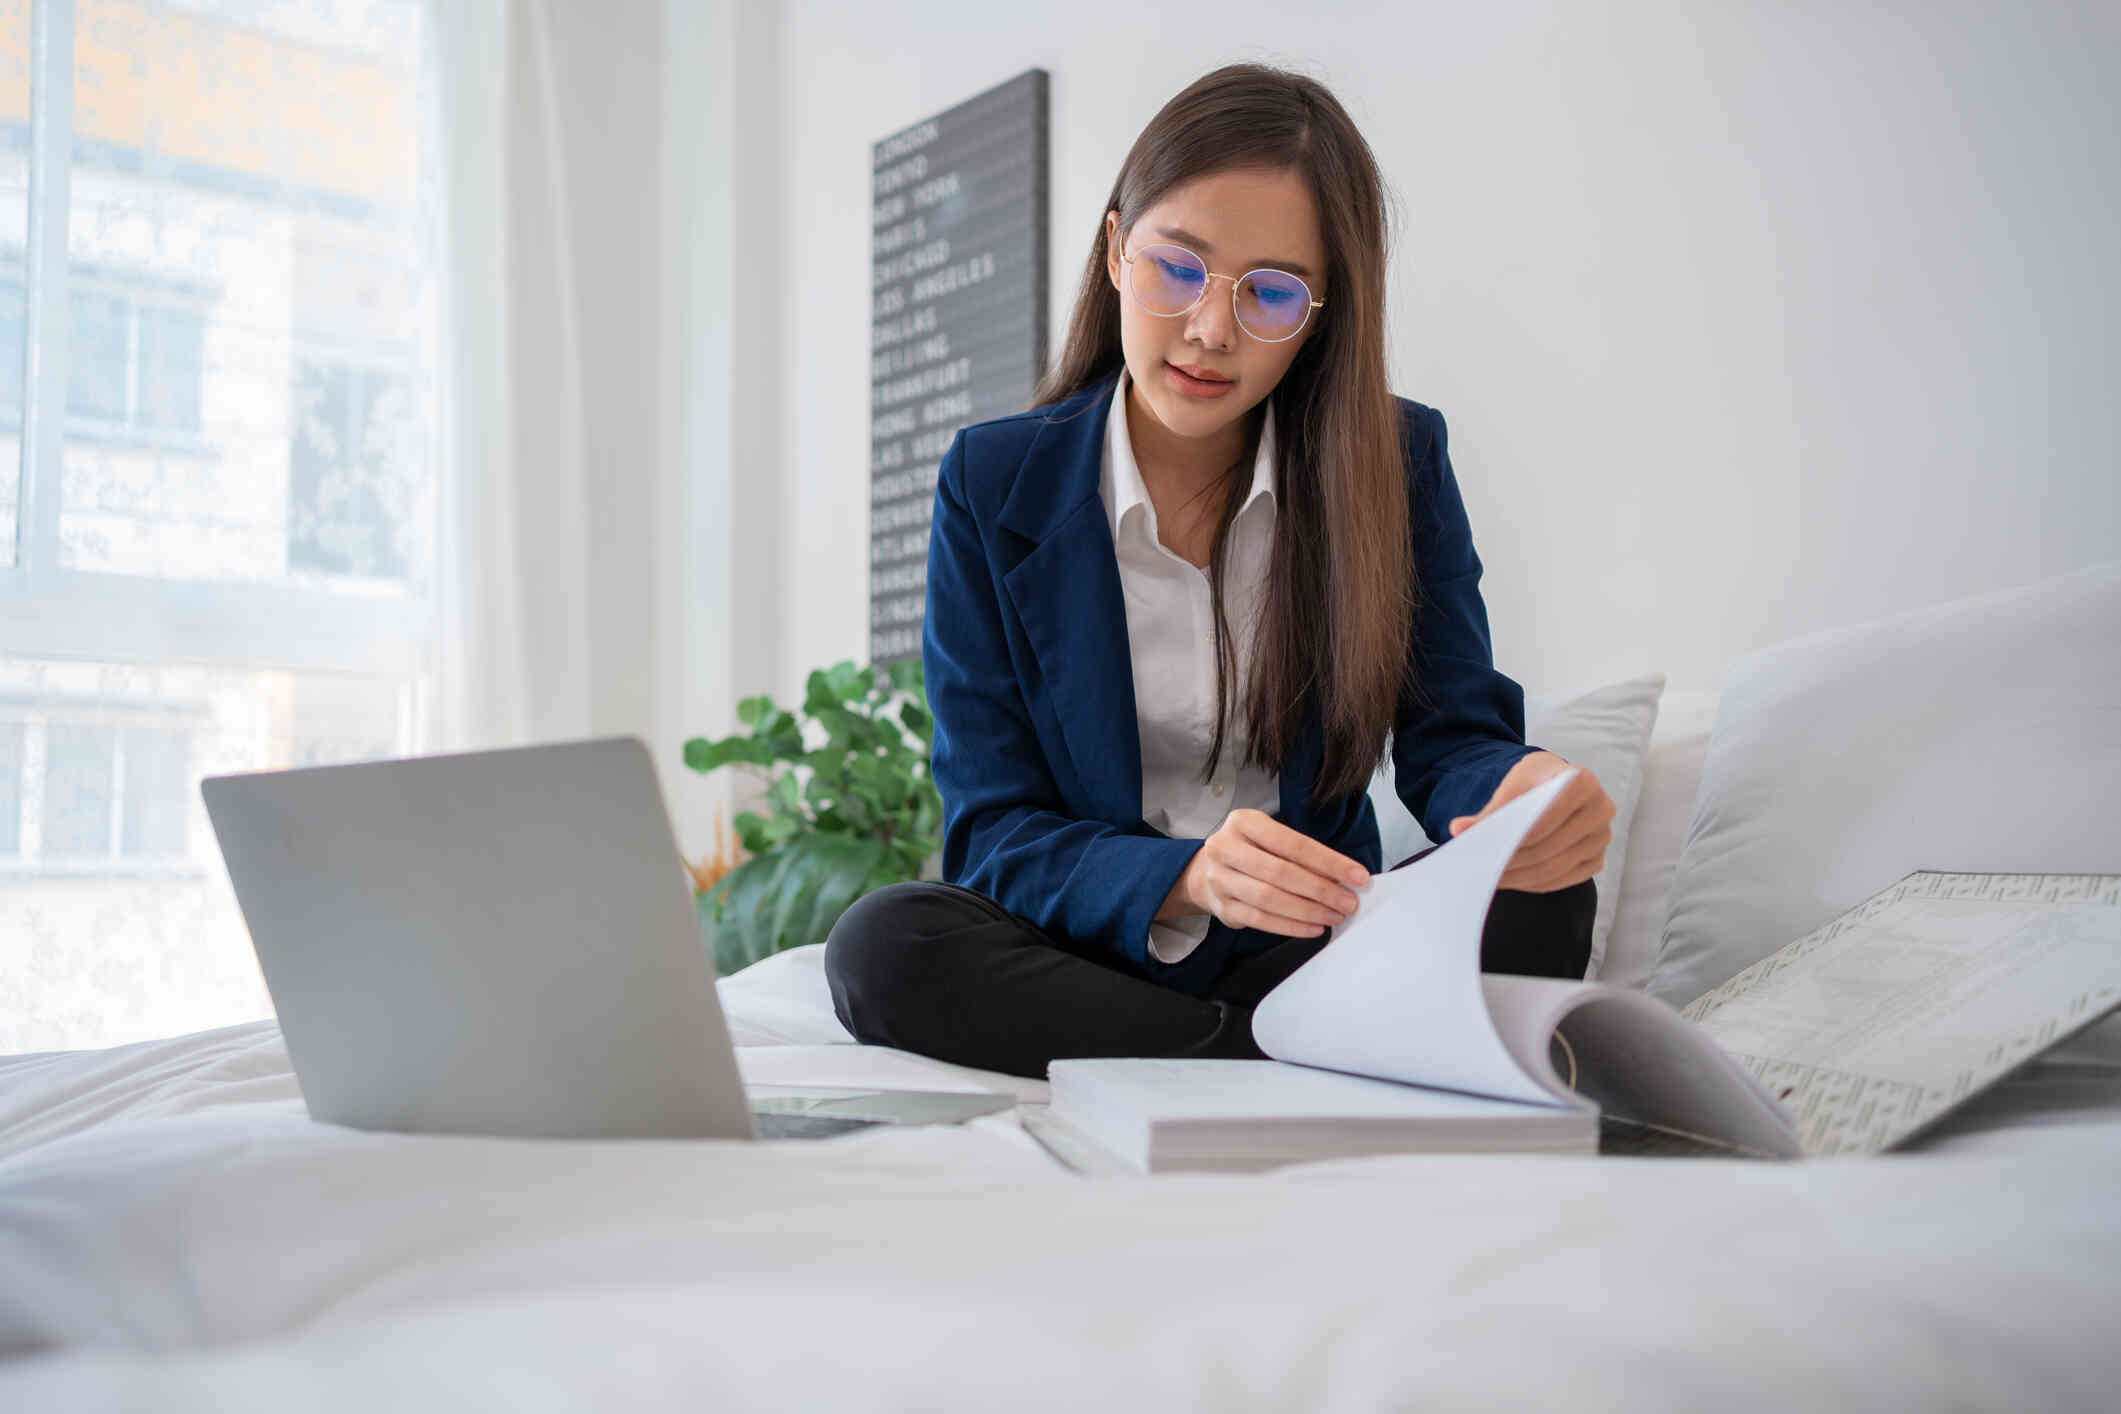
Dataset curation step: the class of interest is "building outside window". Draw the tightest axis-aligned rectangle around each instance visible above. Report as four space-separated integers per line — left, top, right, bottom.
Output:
0 0 441 1053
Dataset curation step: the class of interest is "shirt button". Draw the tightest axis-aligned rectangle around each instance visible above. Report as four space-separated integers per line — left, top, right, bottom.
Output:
1211 784 1226 797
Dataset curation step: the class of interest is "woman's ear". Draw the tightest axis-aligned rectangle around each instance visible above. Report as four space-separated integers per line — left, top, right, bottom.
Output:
1104 211 1122 291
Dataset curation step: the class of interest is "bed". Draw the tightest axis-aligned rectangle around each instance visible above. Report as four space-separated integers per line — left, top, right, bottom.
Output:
2 976 2117 1409
4 564 2118 1409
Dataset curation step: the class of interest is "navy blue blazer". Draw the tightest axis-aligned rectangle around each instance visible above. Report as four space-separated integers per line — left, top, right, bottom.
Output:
920 368 1536 993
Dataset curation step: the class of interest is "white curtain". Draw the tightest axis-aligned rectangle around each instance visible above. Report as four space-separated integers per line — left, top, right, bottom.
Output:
429 0 741 859
432 0 603 754
2 0 711 1054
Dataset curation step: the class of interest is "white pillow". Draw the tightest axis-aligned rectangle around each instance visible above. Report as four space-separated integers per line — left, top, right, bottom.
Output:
1370 672 1666 979
715 943 853 1045
1648 561 2121 1009
1598 689 1720 989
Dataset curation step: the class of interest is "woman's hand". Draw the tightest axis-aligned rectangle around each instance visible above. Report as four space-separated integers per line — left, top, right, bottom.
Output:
1159 809 1371 938
1447 750 1615 893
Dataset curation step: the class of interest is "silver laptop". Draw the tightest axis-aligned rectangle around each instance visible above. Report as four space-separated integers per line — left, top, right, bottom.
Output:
200 735 1011 1141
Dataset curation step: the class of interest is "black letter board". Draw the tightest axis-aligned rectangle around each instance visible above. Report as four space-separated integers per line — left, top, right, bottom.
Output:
869 69 1049 669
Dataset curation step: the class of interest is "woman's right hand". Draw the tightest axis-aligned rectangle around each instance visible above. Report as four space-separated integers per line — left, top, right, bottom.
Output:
1158 809 1371 937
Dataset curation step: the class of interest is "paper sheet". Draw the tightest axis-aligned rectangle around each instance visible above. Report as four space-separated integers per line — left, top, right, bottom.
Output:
736 1044 1021 1097
1251 768 1580 1106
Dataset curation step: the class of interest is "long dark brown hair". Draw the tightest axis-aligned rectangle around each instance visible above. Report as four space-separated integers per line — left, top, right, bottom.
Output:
1031 63 1417 806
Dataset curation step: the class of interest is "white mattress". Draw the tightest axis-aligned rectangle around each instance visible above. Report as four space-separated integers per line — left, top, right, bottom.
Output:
3 985 2120 1410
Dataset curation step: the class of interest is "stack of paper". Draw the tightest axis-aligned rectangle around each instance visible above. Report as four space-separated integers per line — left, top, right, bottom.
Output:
1044 1058 1596 1174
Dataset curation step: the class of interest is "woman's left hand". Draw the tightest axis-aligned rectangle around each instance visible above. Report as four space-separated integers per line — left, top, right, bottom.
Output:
1447 750 1615 893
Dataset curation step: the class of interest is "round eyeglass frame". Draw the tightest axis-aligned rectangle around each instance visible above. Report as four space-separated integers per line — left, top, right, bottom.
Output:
1114 233 1325 344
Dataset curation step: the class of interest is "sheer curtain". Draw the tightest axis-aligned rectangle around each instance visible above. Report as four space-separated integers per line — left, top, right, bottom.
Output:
431 0 596 756
0 0 677 1053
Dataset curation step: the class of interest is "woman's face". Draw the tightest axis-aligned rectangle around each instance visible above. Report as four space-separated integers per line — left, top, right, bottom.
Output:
1104 164 1328 448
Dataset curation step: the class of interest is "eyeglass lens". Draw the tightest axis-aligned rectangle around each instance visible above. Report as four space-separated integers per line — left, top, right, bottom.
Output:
1129 243 1313 341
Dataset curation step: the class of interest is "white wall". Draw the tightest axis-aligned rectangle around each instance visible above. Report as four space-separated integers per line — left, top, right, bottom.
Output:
741 0 2118 706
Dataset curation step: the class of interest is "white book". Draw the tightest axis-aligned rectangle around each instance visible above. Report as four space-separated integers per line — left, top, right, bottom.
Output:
1043 770 2121 1172
1042 1058 1594 1174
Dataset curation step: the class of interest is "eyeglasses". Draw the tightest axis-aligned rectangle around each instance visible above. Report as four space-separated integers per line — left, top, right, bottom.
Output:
1115 233 1325 343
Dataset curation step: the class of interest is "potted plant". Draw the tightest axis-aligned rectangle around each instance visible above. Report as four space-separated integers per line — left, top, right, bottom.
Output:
682 658 942 976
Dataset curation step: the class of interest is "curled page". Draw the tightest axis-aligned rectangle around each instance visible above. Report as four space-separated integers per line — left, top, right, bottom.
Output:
1252 768 1581 1107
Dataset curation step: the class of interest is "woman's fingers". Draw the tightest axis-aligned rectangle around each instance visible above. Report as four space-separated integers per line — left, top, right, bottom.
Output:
1499 839 1609 893
1508 828 1610 883
1194 812 1367 936
1508 844 1603 892
1207 843 1345 928
1235 811 1369 890
1223 898 1333 937
1227 875 1341 932
1510 799 1616 872
1226 834 1362 913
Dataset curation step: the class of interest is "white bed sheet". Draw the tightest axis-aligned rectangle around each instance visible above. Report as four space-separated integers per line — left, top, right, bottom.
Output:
3 1008 2119 1411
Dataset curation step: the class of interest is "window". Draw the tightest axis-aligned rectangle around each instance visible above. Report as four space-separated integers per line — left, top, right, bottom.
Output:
0 0 441 1054
64 279 209 440
0 259 210 442
0 714 193 868
289 357 416 579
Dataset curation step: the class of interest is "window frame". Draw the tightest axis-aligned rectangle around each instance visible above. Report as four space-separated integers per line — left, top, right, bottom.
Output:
0 698 207 878
0 0 432 680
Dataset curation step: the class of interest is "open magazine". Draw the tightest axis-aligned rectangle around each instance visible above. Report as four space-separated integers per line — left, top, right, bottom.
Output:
1245 769 2121 1159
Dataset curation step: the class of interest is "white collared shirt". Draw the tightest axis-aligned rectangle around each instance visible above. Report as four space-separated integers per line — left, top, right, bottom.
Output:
1099 367 1282 965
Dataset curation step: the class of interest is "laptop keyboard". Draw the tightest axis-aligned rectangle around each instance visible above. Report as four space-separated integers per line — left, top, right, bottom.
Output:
752 1111 886 1139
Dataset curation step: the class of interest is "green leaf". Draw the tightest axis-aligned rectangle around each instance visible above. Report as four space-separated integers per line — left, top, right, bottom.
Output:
886 836 927 877
691 737 778 772
834 793 874 832
814 704 872 752
846 752 896 795
803 670 839 716
699 834 897 975
795 859 878 952
685 656 941 969
910 791 940 839
732 810 772 854
826 660 868 704
699 852 783 973
764 834 886 962
802 748 848 787
844 780 889 821
749 844 820 958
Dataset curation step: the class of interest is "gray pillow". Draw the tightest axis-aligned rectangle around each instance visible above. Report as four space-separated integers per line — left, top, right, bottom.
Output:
1370 672 1665 978
1648 561 2121 1009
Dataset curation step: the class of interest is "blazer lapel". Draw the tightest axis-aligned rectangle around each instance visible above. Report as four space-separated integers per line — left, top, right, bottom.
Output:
997 372 1144 826
989 369 1332 837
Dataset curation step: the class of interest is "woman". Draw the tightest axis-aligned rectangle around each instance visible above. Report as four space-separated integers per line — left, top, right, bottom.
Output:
827 64 1615 1079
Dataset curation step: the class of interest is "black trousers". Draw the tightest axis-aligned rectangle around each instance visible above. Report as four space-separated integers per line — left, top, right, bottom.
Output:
824 844 1597 1080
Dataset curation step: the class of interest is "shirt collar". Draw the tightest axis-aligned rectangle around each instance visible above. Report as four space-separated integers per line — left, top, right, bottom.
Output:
1102 365 1277 545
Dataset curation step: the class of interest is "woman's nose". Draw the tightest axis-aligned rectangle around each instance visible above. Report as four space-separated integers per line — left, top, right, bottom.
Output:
1183 285 1239 352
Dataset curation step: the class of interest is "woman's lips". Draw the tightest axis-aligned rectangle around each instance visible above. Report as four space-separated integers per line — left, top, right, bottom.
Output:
1166 361 1235 398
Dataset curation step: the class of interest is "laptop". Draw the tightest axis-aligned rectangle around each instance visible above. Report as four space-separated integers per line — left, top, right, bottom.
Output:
200 735 1013 1141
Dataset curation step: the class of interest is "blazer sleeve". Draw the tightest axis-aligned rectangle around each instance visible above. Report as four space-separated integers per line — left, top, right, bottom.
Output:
1391 402 1539 841
922 429 1201 968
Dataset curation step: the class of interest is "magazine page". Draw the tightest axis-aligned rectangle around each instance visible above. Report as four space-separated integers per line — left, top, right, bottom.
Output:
1682 871 2121 1155
1481 975 1804 1157
1251 768 1580 1107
